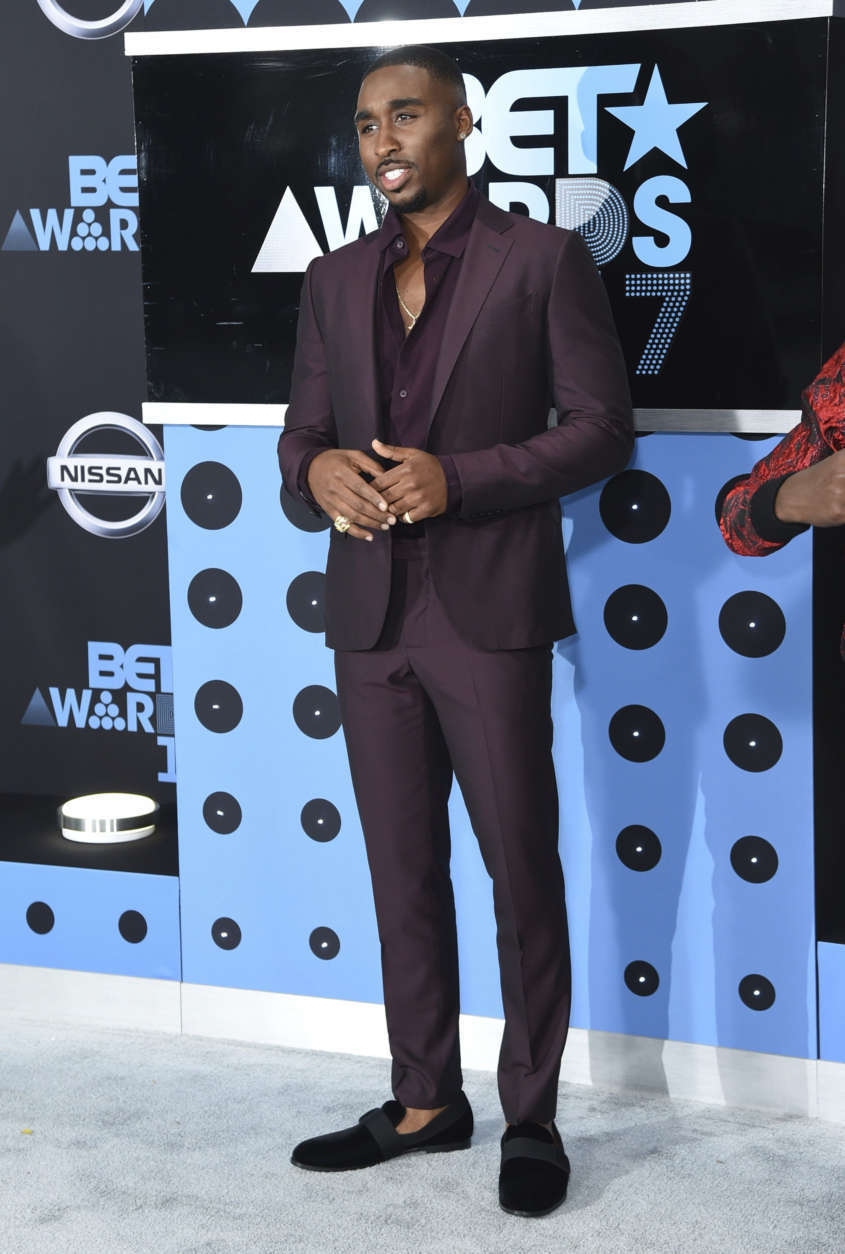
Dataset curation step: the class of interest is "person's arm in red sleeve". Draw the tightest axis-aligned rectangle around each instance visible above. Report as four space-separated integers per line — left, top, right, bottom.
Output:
718 341 845 555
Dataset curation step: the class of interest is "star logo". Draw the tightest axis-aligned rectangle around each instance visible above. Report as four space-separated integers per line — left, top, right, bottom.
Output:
606 67 707 171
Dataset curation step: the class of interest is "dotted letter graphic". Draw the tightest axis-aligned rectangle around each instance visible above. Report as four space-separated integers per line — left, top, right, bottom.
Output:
625 271 691 375
555 178 629 268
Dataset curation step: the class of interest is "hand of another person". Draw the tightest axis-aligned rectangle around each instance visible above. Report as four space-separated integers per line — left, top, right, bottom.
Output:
370 439 448 523
775 448 845 527
307 448 396 541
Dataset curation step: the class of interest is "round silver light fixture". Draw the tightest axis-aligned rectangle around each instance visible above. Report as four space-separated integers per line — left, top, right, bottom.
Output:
36 0 144 42
59 793 159 844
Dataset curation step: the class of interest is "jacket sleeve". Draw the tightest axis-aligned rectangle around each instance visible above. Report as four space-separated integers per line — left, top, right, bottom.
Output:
717 341 845 555
447 230 634 518
277 260 338 512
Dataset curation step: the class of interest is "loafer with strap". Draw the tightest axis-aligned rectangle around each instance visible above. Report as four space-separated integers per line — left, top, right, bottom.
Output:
291 1092 473 1172
499 1121 571 1217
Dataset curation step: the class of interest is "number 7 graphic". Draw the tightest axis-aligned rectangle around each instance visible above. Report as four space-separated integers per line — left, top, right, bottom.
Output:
625 272 691 376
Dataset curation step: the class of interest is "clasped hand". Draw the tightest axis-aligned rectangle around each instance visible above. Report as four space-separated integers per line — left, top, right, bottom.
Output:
307 438 448 541
775 447 845 527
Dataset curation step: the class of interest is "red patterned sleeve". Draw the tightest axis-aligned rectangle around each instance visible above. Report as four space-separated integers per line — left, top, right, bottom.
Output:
718 341 845 556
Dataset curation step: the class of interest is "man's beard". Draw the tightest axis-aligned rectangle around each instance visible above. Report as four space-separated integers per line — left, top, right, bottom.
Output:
392 184 429 215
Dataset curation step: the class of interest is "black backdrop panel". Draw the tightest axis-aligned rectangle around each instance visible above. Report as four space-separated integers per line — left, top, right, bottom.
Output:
133 19 826 413
0 2 171 806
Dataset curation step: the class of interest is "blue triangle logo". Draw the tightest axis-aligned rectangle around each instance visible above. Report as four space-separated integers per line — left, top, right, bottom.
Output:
2 210 37 252
21 688 56 727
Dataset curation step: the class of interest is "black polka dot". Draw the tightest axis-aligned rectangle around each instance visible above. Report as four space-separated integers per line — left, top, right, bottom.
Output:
719 591 785 658
181 462 242 530
723 714 782 772
293 685 341 739
739 974 775 1010
118 910 148 944
624 961 659 996
604 585 667 650
609 705 665 762
26 902 54 934
190 424 225 431
195 681 243 733
301 799 341 842
203 792 242 835
286 572 326 633
616 825 662 871
188 569 243 629
600 470 671 544
730 836 778 884
310 926 340 960
715 475 749 524
281 486 331 533
212 917 241 950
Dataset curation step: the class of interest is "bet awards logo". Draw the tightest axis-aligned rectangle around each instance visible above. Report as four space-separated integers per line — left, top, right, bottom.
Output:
2 155 138 254
256 64 706 377
21 640 176 784
47 412 166 538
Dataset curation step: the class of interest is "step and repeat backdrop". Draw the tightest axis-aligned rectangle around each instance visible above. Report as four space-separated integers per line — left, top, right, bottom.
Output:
2 0 843 1067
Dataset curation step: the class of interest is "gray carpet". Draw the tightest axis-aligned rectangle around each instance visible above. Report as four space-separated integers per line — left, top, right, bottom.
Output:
2 1014 844 1254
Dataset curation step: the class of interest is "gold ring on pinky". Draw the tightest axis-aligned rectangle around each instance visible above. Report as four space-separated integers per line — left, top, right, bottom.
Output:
402 510 414 525
333 515 351 533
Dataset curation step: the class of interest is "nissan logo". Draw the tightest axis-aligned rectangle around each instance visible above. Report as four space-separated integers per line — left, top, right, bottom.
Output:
36 0 144 41
47 412 166 539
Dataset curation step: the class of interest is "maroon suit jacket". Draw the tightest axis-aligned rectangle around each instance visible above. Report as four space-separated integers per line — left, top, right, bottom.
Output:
278 195 634 651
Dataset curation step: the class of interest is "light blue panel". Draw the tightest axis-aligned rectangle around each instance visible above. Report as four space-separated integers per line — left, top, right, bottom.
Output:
819 942 845 1063
166 427 816 1060
558 434 816 1058
165 426 381 1001
0 861 180 979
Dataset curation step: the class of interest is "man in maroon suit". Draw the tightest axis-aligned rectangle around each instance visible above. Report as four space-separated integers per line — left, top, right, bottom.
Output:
278 45 633 1216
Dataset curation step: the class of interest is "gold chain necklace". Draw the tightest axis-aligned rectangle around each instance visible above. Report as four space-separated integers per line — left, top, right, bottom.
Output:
396 285 421 331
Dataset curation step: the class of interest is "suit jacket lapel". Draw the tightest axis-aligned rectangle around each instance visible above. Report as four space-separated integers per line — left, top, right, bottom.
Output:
427 206 514 439
340 232 383 444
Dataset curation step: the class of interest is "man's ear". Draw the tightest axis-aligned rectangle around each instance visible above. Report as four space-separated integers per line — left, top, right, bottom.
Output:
456 104 473 140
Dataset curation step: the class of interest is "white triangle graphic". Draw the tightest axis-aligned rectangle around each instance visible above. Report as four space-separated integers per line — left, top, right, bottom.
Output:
20 687 56 727
252 187 323 273
2 209 37 252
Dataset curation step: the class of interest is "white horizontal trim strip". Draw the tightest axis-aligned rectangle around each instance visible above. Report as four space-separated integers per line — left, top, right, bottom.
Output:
634 408 801 433
818 1060 845 1124
181 982 825 1119
124 2 835 58
143 402 799 434
1 962 181 1033
4 964 843 1122
142 402 286 427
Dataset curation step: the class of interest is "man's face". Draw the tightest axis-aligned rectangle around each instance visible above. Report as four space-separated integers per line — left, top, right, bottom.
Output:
354 64 470 215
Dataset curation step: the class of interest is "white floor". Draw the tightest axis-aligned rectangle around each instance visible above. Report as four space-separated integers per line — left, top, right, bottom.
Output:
3 1012 845 1254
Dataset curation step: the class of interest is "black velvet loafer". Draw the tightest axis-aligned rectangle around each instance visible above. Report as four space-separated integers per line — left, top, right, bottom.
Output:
290 1092 473 1172
499 1121 571 1217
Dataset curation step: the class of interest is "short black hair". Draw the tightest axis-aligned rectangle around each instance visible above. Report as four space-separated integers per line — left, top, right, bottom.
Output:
361 44 467 106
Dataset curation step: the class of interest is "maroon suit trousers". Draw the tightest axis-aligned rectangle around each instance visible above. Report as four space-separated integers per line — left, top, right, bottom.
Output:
334 538 571 1124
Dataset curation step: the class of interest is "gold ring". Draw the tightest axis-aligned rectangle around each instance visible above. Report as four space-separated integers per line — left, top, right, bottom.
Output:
333 514 351 533
402 510 413 525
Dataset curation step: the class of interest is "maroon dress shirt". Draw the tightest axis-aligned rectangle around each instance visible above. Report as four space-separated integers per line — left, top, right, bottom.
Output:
299 182 479 530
